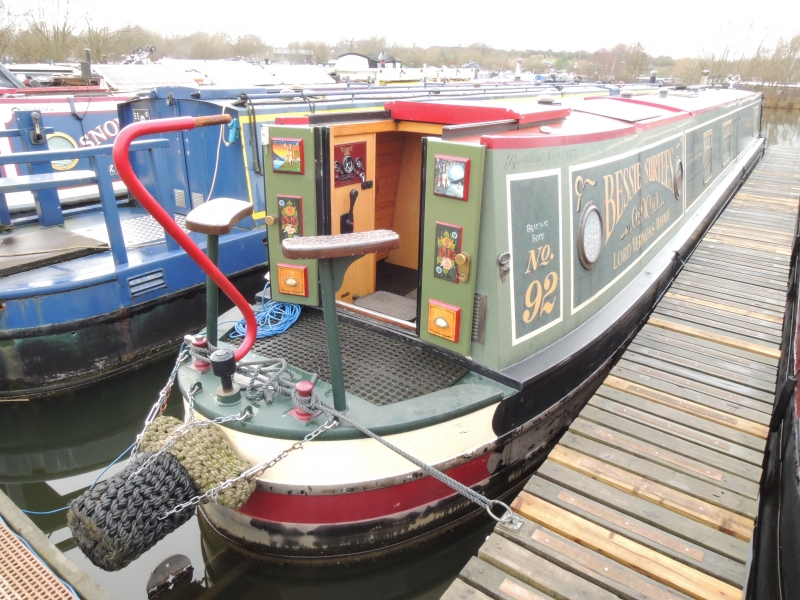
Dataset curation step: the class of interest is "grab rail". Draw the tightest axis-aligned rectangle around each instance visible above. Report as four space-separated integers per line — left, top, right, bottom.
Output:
113 115 258 361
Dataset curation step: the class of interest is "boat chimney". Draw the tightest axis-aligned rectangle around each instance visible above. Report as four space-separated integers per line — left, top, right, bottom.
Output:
515 58 523 81
659 88 668 98
649 70 657 84
700 69 709 86
80 48 92 82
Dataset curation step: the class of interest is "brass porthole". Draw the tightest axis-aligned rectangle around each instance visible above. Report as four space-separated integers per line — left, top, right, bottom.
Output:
46 132 79 171
578 202 603 270
673 158 684 201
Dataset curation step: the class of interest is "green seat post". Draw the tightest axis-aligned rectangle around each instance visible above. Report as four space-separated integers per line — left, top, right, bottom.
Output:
317 257 347 412
206 233 219 346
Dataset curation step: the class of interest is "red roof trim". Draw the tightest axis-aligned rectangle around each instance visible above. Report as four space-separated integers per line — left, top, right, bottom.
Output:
635 112 691 132
481 125 637 149
385 100 569 126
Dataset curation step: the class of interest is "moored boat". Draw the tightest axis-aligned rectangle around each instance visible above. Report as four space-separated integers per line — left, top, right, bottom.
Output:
143 85 765 562
0 80 641 400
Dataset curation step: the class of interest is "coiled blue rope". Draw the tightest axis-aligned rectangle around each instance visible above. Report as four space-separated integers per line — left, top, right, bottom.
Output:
229 282 301 339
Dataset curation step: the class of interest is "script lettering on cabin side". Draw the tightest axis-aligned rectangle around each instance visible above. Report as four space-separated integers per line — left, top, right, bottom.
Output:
571 137 683 311
507 170 563 345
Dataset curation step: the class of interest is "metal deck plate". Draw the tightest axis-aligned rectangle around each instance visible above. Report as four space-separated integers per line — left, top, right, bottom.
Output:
236 312 467 406
0 518 74 599
74 213 188 248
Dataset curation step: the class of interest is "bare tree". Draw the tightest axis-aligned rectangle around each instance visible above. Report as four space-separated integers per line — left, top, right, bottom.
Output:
0 0 18 58
80 18 133 63
23 0 79 61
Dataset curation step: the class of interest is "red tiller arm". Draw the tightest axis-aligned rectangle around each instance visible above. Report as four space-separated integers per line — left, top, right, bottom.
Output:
113 114 257 361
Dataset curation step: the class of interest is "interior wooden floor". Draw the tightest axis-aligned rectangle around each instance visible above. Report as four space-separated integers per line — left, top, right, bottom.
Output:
442 145 800 600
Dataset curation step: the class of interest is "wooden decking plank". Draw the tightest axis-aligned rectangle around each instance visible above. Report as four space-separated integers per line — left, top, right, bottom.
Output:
578 404 762 483
637 324 779 370
495 519 697 600
568 418 760 498
613 361 773 419
558 432 757 517
511 492 743 600
524 475 747 587
547 445 754 541
652 307 783 346
677 266 789 297
604 366 767 426
588 394 764 466
647 316 781 359
669 273 786 304
630 334 778 386
670 278 786 312
658 297 784 331
457 556 557 600
477 535 620 600
626 342 778 396
663 291 784 323
442 578 494 600
535 462 751 563
593 385 765 452
694 240 792 263
700 235 791 255
680 263 789 292
692 243 792 267
617 351 775 403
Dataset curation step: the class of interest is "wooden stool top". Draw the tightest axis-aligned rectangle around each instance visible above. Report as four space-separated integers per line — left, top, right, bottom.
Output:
185 198 253 235
282 229 400 260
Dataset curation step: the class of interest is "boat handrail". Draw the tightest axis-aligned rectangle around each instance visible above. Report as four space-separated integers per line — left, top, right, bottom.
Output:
113 115 258 361
0 138 169 166
0 137 173 267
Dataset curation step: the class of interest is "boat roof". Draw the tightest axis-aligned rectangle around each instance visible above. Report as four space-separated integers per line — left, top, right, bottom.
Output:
386 99 570 125
386 87 760 149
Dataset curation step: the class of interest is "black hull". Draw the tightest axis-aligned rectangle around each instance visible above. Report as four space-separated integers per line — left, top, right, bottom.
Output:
0 268 265 400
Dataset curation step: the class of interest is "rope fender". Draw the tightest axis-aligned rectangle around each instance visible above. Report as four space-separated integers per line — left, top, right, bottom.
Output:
67 452 196 571
67 416 255 572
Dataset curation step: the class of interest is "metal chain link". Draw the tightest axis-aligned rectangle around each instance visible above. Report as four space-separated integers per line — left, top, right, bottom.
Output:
130 344 188 457
158 418 339 519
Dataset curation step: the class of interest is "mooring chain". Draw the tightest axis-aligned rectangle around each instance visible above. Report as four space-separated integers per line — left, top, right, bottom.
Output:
130 344 189 457
158 417 339 519
129 403 254 480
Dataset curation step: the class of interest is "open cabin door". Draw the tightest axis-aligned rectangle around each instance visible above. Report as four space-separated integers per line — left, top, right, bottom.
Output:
419 139 486 356
263 125 320 306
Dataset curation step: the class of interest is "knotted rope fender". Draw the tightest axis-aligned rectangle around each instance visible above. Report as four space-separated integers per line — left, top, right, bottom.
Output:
68 416 255 571
139 416 255 509
67 452 197 571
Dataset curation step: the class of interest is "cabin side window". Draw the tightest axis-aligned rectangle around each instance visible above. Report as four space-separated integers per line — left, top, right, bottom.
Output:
703 130 713 183
722 120 732 166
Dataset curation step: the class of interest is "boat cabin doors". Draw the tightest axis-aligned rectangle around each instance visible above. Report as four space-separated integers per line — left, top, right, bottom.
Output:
263 123 485 357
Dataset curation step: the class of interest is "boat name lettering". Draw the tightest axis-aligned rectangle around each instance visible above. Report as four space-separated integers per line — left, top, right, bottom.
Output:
504 147 577 170
508 173 562 343
621 192 665 239
571 137 683 309
526 220 548 242
602 162 642 242
79 118 120 147
644 147 675 192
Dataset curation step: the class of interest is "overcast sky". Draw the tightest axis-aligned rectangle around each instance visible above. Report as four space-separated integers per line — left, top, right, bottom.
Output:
7 0 797 59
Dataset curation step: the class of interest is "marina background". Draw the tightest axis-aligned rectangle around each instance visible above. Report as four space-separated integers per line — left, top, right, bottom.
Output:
1 106 798 600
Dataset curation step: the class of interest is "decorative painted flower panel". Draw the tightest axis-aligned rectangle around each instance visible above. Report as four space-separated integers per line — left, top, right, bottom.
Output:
277 195 303 242
434 221 462 283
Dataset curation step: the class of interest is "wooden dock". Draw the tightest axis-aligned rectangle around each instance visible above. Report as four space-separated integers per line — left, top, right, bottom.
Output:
443 145 800 600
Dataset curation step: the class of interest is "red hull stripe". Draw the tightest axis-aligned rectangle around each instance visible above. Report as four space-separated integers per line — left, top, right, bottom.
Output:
238 453 492 524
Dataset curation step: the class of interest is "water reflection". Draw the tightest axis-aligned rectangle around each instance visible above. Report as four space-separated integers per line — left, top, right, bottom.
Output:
763 108 800 146
0 355 491 599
